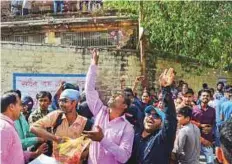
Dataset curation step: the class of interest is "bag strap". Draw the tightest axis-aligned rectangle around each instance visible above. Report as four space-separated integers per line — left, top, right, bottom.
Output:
53 112 63 134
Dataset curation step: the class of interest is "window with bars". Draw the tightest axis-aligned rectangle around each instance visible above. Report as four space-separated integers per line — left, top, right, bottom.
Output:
61 31 119 47
1 34 45 44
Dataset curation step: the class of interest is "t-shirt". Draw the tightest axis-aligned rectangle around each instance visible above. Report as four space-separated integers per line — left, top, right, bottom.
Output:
172 123 201 164
221 101 232 122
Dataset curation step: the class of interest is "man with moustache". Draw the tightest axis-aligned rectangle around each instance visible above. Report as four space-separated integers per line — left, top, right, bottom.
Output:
191 89 218 164
83 49 134 164
30 89 87 163
1 91 47 164
214 82 224 101
127 68 177 164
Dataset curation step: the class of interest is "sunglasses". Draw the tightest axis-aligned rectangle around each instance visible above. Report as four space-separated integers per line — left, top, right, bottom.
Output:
145 113 161 119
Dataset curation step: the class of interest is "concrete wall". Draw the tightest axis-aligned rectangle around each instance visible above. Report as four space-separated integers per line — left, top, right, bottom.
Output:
1 43 232 102
146 54 232 92
1 43 141 103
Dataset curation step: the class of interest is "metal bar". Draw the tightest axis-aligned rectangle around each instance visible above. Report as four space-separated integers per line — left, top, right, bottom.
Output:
1 41 139 52
1 16 135 28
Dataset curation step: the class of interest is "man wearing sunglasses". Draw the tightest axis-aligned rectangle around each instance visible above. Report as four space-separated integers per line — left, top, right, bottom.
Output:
127 68 177 164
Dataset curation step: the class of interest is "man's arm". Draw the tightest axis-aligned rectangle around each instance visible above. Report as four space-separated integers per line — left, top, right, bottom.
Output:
161 86 177 139
51 81 65 110
215 100 222 126
132 76 144 95
30 111 61 142
24 143 48 162
213 108 220 147
21 137 39 150
172 130 187 159
158 68 177 152
85 49 105 116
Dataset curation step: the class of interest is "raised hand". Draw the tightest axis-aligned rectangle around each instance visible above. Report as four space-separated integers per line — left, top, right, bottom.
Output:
91 48 99 65
135 76 145 83
159 68 175 87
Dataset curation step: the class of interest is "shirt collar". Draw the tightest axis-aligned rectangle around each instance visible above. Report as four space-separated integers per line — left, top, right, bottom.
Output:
121 114 127 121
36 108 49 114
0 113 14 126
198 104 209 111
60 112 83 125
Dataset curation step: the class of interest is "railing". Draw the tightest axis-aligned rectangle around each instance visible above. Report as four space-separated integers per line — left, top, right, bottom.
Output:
1 0 104 20
1 34 45 44
1 30 136 48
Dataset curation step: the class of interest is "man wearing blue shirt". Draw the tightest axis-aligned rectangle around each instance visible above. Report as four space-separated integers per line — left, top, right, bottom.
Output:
127 68 177 164
216 85 232 128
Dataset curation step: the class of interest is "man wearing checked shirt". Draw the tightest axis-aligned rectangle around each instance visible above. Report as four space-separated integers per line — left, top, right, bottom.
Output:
83 49 134 164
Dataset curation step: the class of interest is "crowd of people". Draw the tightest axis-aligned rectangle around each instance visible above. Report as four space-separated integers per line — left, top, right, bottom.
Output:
10 0 103 16
1 49 232 164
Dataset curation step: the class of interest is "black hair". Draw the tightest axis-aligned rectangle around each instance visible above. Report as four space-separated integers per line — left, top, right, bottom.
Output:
217 82 225 87
185 88 194 95
143 90 151 97
182 82 188 87
63 83 79 91
202 83 208 89
149 87 156 91
123 96 131 109
124 88 134 97
220 119 232 163
22 96 34 111
178 80 184 85
200 89 212 97
36 91 52 101
177 106 192 119
209 88 215 96
224 85 232 93
1 92 19 113
198 90 202 98
80 92 86 103
7 89 21 99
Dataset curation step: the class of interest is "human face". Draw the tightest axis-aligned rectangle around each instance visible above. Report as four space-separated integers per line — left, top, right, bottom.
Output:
124 91 133 101
107 94 127 112
225 92 232 100
11 96 22 120
175 98 182 107
217 84 223 91
200 92 210 104
177 114 190 126
144 110 162 133
183 93 193 106
22 104 28 113
142 92 150 104
38 97 51 111
58 98 76 114
157 101 164 110
182 84 188 94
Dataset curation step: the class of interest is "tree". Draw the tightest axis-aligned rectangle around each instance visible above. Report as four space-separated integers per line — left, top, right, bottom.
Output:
105 1 232 71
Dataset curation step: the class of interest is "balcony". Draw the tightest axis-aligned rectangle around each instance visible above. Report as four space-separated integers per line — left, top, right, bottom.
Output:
1 1 138 49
